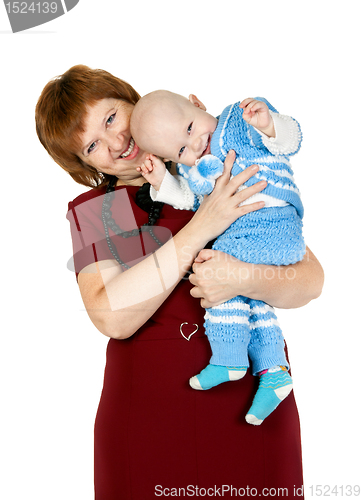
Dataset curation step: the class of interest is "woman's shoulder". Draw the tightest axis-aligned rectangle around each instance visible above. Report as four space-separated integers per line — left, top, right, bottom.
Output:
68 186 107 209
68 185 139 210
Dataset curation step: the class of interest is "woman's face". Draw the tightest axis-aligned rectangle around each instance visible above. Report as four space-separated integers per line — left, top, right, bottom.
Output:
78 98 148 184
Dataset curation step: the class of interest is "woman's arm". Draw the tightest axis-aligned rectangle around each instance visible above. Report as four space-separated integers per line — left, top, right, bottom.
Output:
78 153 267 340
189 246 324 310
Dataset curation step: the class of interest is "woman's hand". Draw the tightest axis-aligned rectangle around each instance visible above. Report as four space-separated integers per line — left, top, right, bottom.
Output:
189 249 246 307
187 150 267 245
189 247 324 310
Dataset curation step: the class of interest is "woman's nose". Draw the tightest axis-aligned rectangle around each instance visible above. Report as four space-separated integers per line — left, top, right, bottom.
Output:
108 130 125 152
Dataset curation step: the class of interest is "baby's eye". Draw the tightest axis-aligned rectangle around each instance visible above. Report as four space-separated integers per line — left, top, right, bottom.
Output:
179 146 185 156
106 113 116 125
187 123 192 133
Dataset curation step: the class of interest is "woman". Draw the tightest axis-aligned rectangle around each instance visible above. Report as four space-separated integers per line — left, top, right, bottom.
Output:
36 65 323 499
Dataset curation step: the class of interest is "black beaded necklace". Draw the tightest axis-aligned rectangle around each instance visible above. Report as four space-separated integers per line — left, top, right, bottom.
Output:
101 176 164 269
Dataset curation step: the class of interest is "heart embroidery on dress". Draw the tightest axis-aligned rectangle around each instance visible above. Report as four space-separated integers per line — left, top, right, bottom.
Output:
180 322 199 341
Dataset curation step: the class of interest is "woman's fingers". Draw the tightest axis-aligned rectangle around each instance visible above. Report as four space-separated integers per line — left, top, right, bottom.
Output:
214 155 261 196
227 164 260 191
236 200 265 216
223 162 267 212
193 248 214 264
234 180 267 204
223 149 236 171
193 156 267 240
213 150 236 188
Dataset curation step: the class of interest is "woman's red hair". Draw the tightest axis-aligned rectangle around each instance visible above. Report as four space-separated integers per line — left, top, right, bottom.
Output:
35 65 141 188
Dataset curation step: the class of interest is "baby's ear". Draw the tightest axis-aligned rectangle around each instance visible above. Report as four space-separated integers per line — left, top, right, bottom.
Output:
189 94 207 111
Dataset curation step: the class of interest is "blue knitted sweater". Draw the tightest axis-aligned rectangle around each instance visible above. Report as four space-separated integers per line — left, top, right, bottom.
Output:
178 98 304 218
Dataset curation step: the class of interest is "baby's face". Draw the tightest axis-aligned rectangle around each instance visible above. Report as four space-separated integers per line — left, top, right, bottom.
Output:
137 96 218 166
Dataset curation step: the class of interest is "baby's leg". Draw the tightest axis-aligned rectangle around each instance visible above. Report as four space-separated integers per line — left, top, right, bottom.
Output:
245 299 293 425
248 300 289 375
189 296 250 390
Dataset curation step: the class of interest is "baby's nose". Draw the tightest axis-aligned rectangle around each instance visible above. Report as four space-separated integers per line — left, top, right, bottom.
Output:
192 137 202 152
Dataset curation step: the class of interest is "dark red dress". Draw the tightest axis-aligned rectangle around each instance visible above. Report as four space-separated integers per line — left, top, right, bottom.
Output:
67 185 304 499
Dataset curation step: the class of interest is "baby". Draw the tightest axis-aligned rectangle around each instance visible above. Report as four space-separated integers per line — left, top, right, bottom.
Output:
130 91 305 425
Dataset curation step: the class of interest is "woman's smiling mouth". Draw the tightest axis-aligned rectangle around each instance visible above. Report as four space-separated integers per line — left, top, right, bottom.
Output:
118 138 139 160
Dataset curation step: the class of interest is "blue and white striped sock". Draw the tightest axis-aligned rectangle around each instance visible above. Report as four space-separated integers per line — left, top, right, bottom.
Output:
189 364 247 390
245 367 293 425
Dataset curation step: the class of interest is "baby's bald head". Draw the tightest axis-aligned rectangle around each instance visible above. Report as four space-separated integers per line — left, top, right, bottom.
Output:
130 89 216 165
130 90 190 156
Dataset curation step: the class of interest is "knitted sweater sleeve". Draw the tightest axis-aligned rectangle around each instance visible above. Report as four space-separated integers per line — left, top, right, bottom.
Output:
255 110 302 157
150 169 200 210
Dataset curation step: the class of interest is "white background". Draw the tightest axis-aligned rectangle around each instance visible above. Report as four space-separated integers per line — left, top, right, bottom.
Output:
1 1 361 498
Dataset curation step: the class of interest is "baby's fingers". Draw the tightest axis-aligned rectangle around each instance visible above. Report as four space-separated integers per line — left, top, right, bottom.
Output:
144 159 154 172
239 97 254 109
138 161 151 176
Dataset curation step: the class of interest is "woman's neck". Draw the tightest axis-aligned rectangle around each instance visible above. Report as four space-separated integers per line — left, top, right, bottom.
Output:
115 176 147 187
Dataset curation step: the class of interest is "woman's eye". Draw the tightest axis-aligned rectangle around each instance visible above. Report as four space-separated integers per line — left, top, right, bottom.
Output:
88 142 96 154
179 146 185 156
107 113 116 125
187 123 192 133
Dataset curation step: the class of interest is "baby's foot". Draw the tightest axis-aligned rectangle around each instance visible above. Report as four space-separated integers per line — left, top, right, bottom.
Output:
245 369 293 425
189 364 247 390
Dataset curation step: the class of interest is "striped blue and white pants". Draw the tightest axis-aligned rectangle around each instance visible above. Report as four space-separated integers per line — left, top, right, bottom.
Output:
207 206 306 375
205 297 287 375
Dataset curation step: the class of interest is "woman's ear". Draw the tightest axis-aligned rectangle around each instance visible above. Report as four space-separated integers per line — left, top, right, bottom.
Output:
189 94 207 111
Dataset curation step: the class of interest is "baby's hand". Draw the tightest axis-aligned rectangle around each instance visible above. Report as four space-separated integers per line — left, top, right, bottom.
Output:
137 154 166 191
240 98 275 137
